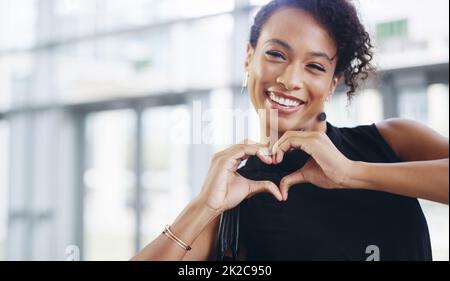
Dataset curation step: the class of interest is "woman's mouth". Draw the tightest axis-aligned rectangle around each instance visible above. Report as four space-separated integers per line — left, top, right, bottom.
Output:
265 90 305 114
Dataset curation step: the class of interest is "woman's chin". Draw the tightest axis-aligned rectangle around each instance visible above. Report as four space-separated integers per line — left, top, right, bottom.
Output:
263 122 300 137
275 118 302 132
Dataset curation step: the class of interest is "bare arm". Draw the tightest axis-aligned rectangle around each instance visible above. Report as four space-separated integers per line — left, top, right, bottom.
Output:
273 118 449 204
131 141 281 261
347 159 449 204
375 118 448 162
347 118 448 204
182 214 220 261
131 197 220 261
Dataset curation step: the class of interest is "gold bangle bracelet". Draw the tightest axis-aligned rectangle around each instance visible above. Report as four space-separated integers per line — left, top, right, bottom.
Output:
162 225 192 251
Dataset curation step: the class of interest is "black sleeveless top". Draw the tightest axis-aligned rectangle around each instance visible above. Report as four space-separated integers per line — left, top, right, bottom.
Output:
217 122 432 261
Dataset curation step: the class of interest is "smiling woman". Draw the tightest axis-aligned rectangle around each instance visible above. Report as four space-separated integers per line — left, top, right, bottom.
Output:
131 0 449 261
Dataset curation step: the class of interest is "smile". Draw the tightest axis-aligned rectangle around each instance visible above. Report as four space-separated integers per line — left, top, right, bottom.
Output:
265 90 305 114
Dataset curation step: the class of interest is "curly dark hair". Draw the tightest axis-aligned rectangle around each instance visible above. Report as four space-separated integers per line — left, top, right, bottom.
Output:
249 0 375 101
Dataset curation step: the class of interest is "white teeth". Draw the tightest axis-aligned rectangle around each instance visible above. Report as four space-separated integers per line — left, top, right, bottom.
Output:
267 91 301 107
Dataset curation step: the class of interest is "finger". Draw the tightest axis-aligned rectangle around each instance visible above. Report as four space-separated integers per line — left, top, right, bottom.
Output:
227 143 273 169
256 147 273 164
238 139 271 147
225 140 264 156
279 169 307 201
258 139 271 147
247 180 282 201
271 130 316 155
271 133 288 156
271 131 296 164
239 139 257 145
273 133 312 164
273 137 296 164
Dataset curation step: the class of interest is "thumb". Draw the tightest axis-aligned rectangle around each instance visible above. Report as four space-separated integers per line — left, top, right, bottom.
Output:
247 180 282 201
280 169 307 201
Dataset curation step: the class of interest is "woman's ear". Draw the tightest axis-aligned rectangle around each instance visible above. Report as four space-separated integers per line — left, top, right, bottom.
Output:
244 42 255 71
329 75 341 94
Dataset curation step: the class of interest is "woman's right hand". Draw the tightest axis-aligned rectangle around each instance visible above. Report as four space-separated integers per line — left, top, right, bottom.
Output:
198 140 283 213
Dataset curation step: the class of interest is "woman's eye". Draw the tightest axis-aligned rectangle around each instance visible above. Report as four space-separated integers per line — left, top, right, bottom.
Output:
308 64 326 72
265 51 286 60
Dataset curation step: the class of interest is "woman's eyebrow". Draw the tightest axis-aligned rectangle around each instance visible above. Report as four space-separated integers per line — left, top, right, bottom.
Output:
305 51 335 63
265 39 335 62
264 38 293 52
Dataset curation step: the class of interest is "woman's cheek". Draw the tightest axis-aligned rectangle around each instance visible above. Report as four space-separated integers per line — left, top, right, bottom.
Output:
251 65 276 106
247 80 260 109
308 76 330 100
258 59 281 80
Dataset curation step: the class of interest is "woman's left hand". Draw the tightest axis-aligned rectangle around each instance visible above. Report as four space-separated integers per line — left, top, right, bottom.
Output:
271 130 355 200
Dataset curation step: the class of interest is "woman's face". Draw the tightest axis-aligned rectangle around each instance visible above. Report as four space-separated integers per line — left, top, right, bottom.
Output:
245 7 339 134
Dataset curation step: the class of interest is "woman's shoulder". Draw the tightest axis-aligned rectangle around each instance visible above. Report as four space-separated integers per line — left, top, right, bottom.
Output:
333 118 419 144
373 118 449 161
331 120 402 162
335 118 448 162
332 121 382 143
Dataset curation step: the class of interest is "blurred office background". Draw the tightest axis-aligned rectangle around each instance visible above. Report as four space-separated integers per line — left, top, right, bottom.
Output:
0 0 448 260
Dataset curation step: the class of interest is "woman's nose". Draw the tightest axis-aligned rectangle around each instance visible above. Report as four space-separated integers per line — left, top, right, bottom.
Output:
276 64 304 91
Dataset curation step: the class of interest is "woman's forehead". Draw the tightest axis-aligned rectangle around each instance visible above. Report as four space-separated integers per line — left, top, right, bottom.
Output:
258 7 337 56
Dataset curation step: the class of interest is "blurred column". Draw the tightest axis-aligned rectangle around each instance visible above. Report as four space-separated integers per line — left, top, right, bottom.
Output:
380 73 398 119
395 71 428 123
6 0 81 260
187 92 212 198
232 0 254 140
231 0 250 87
427 83 449 137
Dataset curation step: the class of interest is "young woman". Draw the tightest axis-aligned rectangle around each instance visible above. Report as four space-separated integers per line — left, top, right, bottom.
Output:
132 0 448 261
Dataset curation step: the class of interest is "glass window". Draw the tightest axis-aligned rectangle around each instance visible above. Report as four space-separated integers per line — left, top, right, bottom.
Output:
398 88 428 124
0 54 33 111
0 0 37 49
140 105 191 248
52 36 170 103
169 15 233 90
51 0 235 40
355 89 383 125
0 120 10 260
326 92 357 127
250 0 270 5
83 109 136 260
376 19 408 41
208 89 234 148
427 83 449 137
423 83 449 261
51 14 233 104
327 89 383 127
420 200 449 261
52 0 167 41
158 0 235 19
